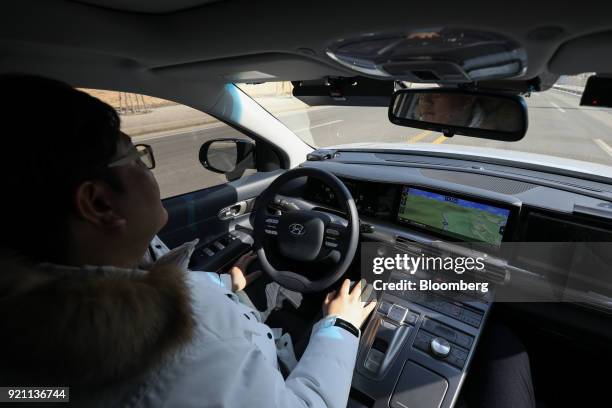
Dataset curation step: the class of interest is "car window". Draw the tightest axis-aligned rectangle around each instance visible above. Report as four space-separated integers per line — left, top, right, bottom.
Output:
239 74 612 170
80 89 257 199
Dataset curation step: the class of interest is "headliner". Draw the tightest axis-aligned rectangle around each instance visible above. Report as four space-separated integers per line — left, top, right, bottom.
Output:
1 0 611 105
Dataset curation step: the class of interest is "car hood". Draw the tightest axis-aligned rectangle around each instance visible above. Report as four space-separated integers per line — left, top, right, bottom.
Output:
325 142 612 183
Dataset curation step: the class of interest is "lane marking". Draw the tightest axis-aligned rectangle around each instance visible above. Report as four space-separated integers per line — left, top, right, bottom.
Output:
275 105 336 117
550 102 566 113
294 120 343 133
132 121 228 142
552 88 582 98
432 135 447 144
594 139 612 158
407 130 432 143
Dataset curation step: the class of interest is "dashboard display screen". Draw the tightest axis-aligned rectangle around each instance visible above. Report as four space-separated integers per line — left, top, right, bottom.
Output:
397 187 511 246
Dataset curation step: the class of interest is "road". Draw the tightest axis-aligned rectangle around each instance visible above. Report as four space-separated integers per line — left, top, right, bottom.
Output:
137 89 612 199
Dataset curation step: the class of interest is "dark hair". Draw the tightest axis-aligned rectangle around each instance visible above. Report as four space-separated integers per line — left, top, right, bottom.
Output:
0 74 122 263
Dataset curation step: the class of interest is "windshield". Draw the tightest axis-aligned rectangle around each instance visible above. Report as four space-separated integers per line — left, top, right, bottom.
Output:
238 75 612 169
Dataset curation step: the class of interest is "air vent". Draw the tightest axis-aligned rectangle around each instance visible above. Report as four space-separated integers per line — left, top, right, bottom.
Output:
420 169 535 194
474 263 509 284
395 236 443 257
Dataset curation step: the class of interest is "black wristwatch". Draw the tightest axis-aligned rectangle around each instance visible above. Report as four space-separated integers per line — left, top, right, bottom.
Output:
332 317 360 338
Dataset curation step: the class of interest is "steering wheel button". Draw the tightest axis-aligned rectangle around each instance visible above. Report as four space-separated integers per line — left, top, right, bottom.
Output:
324 241 338 248
325 228 340 236
264 229 278 235
266 218 279 224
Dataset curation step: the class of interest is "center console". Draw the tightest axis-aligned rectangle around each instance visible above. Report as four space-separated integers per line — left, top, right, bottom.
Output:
350 268 492 408
298 168 612 407
302 176 515 406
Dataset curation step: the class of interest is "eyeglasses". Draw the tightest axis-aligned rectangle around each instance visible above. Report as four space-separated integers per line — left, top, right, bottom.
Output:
107 144 155 170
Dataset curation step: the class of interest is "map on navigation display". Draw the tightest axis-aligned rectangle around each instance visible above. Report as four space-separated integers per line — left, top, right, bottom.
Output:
397 187 510 246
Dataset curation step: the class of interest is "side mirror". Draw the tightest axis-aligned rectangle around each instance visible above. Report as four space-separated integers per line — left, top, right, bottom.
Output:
580 75 612 108
389 88 528 141
199 138 255 180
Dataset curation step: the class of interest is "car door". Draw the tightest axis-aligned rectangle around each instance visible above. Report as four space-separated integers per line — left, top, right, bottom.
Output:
159 168 284 272
151 121 289 272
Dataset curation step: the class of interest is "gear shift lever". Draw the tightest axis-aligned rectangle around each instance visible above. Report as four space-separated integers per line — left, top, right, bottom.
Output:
360 306 413 378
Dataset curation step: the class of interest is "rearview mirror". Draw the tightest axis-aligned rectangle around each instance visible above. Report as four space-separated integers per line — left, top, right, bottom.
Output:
389 89 528 141
199 138 255 180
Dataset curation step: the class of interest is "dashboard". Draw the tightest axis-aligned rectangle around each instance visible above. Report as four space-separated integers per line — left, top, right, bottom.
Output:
302 171 612 293
293 152 612 408
304 177 398 220
304 178 516 248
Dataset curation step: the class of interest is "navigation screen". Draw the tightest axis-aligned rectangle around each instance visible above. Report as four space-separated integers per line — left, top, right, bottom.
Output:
397 187 511 246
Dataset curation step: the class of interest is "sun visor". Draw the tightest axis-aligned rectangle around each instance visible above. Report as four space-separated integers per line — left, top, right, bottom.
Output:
152 53 351 83
550 31 612 75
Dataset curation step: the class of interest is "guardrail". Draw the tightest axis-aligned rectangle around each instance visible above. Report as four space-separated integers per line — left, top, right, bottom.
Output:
552 84 584 96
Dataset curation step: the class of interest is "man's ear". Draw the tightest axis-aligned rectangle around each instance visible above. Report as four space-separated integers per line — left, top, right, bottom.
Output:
74 181 127 228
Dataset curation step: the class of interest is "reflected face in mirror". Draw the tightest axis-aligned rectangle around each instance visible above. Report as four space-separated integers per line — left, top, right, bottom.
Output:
416 93 477 126
391 91 524 134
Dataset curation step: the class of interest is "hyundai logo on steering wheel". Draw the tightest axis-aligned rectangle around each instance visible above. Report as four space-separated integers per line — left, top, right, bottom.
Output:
289 223 306 236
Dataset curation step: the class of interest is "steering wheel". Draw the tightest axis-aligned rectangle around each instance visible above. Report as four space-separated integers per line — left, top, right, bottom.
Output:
253 167 359 293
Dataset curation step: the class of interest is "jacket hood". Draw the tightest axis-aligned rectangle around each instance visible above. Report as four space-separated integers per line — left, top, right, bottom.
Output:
0 252 195 387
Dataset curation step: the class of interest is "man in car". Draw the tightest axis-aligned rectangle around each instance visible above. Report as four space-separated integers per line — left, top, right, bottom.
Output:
0 74 376 407
415 92 481 127
410 92 522 132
